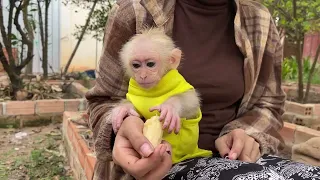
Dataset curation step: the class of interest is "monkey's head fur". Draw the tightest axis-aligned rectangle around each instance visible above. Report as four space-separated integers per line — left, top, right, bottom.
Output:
119 27 182 89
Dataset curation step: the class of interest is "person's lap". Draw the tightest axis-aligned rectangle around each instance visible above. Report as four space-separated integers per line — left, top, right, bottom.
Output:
164 154 320 180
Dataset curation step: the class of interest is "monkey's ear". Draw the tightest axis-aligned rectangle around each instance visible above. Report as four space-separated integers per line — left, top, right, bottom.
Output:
170 48 182 69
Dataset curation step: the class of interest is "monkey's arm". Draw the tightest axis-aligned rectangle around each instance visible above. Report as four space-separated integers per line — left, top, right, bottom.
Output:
150 89 200 134
110 99 140 133
164 90 201 119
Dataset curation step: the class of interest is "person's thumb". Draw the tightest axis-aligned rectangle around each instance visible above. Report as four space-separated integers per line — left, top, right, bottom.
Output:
120 116 154 157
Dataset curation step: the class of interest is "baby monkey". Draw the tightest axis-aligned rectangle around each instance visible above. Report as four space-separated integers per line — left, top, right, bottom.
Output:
111 28 201 135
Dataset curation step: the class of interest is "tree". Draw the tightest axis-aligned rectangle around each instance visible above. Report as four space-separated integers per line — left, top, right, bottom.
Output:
63 0 99 75
23 0 35 74
264 0 320 103
64 0 114 41
0 0 34 98
62 0 114 75
37 0 51 79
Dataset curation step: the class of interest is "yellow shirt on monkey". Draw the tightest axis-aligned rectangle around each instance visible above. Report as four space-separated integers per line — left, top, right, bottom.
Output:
126 69 213 164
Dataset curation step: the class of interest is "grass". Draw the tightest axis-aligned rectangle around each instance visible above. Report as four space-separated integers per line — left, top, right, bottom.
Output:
0 125 74 180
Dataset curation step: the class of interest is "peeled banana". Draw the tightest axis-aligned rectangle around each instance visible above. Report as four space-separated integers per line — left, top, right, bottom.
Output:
143 116 163 148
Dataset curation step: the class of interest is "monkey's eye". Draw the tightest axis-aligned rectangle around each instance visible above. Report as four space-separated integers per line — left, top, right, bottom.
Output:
132 63 141 69
146 62 156 68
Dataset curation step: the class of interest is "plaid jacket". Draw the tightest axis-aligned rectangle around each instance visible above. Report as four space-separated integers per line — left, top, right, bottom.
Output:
85 0 286 179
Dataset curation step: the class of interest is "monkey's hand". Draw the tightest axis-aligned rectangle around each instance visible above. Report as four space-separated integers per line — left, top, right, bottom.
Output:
111 103 140 133
149 103 181 134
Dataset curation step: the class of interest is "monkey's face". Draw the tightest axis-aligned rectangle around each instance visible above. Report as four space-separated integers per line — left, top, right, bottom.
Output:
130 49 163 89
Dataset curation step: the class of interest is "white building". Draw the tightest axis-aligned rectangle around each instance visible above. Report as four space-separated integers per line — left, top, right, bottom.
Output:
1 0 102 74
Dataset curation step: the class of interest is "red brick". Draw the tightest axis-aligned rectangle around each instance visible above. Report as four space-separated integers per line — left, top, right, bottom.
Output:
67 123 74 144
292 114 316 127
63 111 72 132
314 104 320 117
285 101 314 116
6 101 35 115
71 122 82 141
79 139 90 156
279 122 296 145
69 122 80 155
294 125 320 144
36 100 64 114
84 156 94 180
65 99 80 111
77 143 86 171
86 155 96 171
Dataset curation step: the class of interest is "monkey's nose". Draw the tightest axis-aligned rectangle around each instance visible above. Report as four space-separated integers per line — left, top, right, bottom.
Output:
140 76 147 80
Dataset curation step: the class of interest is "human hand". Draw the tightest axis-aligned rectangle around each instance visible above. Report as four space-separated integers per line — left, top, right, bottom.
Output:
150 103 181 134
111 103 140 133
112 116 172 180
215 129 261 163
141 140 172 180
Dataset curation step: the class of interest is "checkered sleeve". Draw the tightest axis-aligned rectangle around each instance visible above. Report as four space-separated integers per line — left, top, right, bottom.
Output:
85 1 136 161
219 17 286 156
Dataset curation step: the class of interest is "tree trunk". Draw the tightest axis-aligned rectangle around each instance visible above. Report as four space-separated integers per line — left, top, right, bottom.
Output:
8 72 24 96
303 45 320 103
63 0 98 75
23 0 34 74
42 0 50 79
1 1 34 98
296 40 304 102
0 43 22 96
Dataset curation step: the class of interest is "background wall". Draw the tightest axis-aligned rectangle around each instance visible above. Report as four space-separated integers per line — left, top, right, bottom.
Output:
60 3 103 72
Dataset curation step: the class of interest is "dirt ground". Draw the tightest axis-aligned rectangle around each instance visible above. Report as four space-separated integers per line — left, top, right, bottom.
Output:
0 124 74 180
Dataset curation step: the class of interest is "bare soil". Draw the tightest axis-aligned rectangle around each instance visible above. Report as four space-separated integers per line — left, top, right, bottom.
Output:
0 124 74 180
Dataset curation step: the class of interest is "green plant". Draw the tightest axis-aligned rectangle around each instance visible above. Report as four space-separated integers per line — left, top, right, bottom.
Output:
282 56 298 80
282 56 320 85
264 0 320 102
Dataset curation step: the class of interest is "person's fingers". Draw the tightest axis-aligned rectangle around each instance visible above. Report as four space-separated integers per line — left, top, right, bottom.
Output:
251 141 261 162
161 140 172 154
238 137 254 162
174 116 181 134
123 144 165 179
228 133 245 160
142 149 172 180
215 136 231 158
119 117 154 157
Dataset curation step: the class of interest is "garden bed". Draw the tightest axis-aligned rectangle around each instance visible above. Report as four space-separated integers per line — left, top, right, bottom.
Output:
0 81 88 128
62 111 100 180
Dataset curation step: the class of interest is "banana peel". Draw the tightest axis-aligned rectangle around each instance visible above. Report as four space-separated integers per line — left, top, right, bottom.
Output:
143 116 163 148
